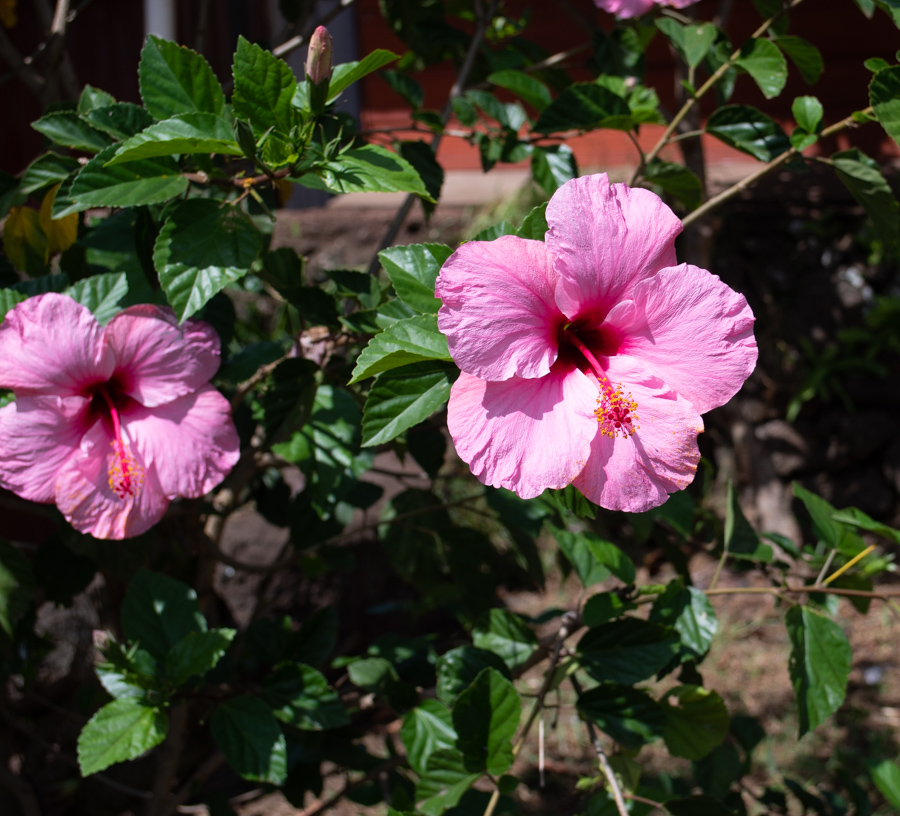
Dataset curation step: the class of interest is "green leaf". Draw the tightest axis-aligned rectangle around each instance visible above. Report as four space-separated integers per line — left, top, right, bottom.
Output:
20 153 80 195
655 19 717 69
120 569 207 663
139 35 225 119
328 49 400 101
153 198 263 321
0 540 34 637
785 606 852 736
83 103 156 140
792 480 869 555
436 645 511 706
653 583 718 660
210 696 288 784
382 70 424 109
452 667 520 775
735 38 788 99
706 105 791 161
531 144 578 196
401 699 457 776
349 314 451 383
262 663 349 730
361 361 453 447
398 141 444 212
724 480 772 562
233 36 297 135
165 629 235 687
774 35 824 85
257 356 318 440
577 683 665 749
578 619 680 684
487 69 552 111
534 83 631 133
830 506 900 545
379 242 452 314
63 272 129 325
551 527 611 587
642 160 702 210
870 65 900 146
833 149 898 246
77 698 168 776
108 113 243 165
472 609 538 672
415 748 480 816
662 685 729 760
69 145 189 209
78 84 116 114
792 95 824 133
869 760 900 808
0 289 27 321
31 112 113 153
582 593 634 627
518 203 549 240
298 145 431 198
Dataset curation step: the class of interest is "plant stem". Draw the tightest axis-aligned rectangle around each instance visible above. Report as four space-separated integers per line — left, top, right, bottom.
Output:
823 545 875 585
703 584 900 599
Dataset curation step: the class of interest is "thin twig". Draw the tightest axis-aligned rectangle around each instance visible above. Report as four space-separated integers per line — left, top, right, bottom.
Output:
703 584 900 599
814 548 838 587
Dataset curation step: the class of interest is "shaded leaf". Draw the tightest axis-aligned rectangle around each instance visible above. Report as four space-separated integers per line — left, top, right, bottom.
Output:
262 663 349 730
436 645 511 705
488 69 552 111
534 83 631 133
210 696 288 784
77 698 167 776
401 699 457 776
452 667 520 775
165 629 235 686
472 609 538 672
706 105 791 161
577 683 665 749
578 619 680 684
662 685 729 760
415 748 480 816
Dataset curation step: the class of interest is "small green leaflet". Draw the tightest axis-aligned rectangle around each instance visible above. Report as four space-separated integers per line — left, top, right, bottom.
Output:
487 69 552 111
734 38 788 99
350 314 452 383
31 112 113 153
108 113 243 164
706 105 791 161
165 628 236 687
77 698 168 776
297 145 432 199
328 49 400 101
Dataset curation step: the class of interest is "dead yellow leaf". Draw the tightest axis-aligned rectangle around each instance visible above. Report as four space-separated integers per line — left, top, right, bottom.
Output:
0 0 17 29
3 206 47 271
39 185 78 255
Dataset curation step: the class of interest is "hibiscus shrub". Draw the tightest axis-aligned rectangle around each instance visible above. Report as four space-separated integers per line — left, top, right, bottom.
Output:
2 2 900 815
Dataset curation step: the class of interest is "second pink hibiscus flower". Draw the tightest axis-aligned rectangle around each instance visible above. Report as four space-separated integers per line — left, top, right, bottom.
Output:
435 173 757 513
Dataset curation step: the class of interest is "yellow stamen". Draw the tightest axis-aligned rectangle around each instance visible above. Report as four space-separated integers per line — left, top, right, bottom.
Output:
108 440 144 500
595 381 639 439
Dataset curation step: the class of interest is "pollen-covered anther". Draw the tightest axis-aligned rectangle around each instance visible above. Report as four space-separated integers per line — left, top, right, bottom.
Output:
594 382 639 439
108 440 144 500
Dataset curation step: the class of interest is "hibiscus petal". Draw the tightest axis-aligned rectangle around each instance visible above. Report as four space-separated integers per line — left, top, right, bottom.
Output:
55 422 169 539
547 174 682 322
447 365 598 499
0 395 91 502
606 264 757 414
436 236 563 380
104 305 221 408
573 359 702 513
0 293 114 396
124 385 240 499
594 0 656 17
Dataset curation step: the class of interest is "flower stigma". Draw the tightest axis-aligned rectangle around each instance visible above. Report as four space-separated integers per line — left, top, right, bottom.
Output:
98 388 144 500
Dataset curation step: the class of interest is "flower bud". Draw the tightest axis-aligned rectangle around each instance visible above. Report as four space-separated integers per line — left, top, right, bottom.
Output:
306 26 333 86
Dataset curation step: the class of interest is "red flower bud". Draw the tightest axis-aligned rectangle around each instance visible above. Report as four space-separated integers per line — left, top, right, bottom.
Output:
306 25 333 85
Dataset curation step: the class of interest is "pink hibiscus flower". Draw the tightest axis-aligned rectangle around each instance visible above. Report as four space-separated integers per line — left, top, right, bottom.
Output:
435 174 756 513
0 294 240 539
594 0 699 19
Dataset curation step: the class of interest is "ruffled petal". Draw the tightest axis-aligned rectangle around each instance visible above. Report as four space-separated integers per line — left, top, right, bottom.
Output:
0 293 114 396
0 395 92 502
104 305 221 408
447 364 598 499
573 359 702 512
123 385 240 499
547 174 682 322
54 421 168 539
606 264 757 414
436 235 564 381
593 0 656 16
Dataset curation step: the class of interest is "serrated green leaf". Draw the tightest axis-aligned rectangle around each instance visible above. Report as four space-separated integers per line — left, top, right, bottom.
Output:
165 629 235 686
551 526 611 587
297 145 431 198
233 36 296 135
642 160 702 210
210 696 288 784
831 506 900 545
379 242 452 314
706 105 791 161
401 699 457 776
62 272 129 325
735 38 788 99
83 103 156 140
775 35 824 85
0 540 34 637
650 583 718 660
663 685 729 760
531 144 577 195
534 83 631 133
20 153 80 195
108 113 243 165
436 645 511 706
32 112 113 153
577 683 665 749
328 49 400 101
786 606 852 736
78 84 116 114
578 619 680 684
415 748 480 816
518 202 549 240
262 663 349 730
870 65 900 146
153 198 263 321
349 314 451 383
487 69 552 111
832 147 899 248
69 145 188 210
77 698 167 776
452 667 520 775
472 609 538 672
0 289 27 321
361 361 453 447
139 35 225 120
121 569 207 662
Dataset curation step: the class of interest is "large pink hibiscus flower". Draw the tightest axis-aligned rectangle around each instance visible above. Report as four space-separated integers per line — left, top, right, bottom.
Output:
436 174 756 513
594 0 699 19
0 294 240 539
